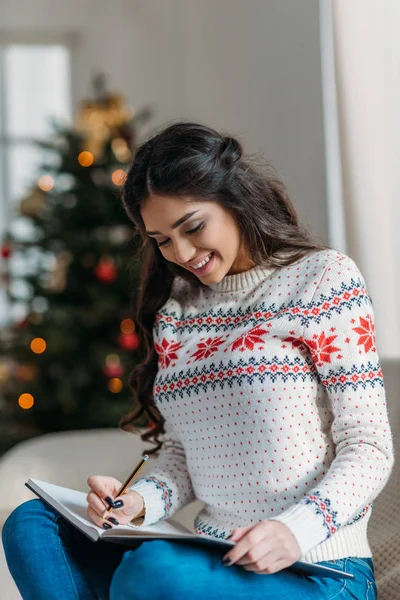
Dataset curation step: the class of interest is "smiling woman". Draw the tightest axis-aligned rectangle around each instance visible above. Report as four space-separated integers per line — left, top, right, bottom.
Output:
3 121 391 599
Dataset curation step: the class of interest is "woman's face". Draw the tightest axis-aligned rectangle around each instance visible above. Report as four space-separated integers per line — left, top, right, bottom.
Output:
140 195 255 284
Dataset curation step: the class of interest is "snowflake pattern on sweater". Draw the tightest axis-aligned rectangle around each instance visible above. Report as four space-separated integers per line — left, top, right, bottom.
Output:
130 249 394 562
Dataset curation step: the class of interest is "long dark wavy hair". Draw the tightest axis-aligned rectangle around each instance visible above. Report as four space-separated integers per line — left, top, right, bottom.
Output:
119 121 326 454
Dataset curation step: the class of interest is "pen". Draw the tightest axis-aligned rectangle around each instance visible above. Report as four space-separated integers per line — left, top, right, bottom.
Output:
105 454 149 514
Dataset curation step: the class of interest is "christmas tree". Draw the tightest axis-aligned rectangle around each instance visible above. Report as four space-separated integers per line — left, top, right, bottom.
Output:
0 75 153 455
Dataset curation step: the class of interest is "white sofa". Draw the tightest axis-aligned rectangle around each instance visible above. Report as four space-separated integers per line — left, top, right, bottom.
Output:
1 424 399 600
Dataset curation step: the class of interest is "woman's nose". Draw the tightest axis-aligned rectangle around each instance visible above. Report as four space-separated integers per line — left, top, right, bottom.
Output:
173 239 196 265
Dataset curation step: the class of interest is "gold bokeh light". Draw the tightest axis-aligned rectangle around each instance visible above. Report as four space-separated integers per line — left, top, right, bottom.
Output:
111 169 126 186
108 378 123 393
30 338 47 354
18 393 34 409
120 319 135 334
38 175 54 192
78 151 94 167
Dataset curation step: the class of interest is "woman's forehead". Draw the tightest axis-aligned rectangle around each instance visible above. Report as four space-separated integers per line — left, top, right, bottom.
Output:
140 195 219 223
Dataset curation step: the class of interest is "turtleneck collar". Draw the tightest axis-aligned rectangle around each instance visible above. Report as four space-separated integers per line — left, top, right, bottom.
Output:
209 265 276 293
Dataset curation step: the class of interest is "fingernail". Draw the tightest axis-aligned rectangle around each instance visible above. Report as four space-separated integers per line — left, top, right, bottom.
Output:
107 517 119 526
113 499 124 509
222 557 232 566
104 496 115 507
103 522 112 530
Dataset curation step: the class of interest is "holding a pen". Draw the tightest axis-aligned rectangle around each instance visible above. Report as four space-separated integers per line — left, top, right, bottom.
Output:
86 455 149 530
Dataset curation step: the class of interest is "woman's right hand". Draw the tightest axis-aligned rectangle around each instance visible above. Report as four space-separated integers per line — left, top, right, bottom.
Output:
86 475 144 529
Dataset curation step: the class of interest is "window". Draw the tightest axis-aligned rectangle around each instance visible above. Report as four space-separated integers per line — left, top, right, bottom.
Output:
0 39 72 326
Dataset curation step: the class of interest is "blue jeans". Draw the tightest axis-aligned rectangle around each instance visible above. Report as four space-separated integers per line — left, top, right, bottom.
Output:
2 499 377 600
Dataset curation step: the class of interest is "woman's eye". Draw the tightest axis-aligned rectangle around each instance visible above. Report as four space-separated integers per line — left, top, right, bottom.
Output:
187 223 204 235
157 223 203 248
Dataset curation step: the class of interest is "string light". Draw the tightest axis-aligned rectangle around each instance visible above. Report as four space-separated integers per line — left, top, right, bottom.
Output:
38 175 54 192
105 353 121 367
104 354 123 378
118 331 140 351
78 151 94 167
30 338 46 354
111 169 126 186
108 378 123 393
120 318 135 334
18 393 34 409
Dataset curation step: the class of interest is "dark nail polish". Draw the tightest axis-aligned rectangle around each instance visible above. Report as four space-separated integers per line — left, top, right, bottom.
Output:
102 522 112 530
107 517 119 526
222 557 232 566
113 499 124 509
104 496 115 507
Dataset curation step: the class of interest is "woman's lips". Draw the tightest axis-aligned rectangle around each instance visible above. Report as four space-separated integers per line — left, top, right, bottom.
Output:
189 252 215 276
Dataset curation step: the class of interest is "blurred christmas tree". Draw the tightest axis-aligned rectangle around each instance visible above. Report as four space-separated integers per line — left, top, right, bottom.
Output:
0 74 153 455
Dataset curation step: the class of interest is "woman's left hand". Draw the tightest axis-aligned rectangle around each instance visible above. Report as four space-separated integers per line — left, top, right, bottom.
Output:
222 520 301 574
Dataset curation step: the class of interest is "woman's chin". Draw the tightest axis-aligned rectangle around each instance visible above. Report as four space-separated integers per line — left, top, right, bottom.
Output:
201 266 229 285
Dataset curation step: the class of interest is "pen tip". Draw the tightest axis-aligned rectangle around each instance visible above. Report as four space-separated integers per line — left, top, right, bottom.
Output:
143 454 149 461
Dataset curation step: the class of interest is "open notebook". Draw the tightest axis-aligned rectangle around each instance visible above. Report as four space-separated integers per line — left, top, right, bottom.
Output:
25 478 354 580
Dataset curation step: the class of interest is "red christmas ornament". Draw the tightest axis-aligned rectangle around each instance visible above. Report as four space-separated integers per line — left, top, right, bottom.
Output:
94 257 117 283
103 363 124 378
118 332 140 351
1 244 12 259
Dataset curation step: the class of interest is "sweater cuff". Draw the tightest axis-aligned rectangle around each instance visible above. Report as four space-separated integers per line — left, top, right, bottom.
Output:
270 502 329 557
129 477 170 528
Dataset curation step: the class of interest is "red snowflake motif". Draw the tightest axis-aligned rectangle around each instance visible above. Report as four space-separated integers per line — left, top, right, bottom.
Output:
190 336 226 362
154 338 183 368
282 336 306 351
230 325 269 352
353 315 376 353
304 332 341 365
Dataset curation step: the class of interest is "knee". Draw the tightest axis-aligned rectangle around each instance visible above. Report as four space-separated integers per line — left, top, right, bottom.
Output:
2 499 54 556
110 541 184 600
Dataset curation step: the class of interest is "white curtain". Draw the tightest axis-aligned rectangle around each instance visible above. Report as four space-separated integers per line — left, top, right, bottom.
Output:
320 0 400 359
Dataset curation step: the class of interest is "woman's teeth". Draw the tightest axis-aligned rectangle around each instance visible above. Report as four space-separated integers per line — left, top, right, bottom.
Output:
193 253 213 269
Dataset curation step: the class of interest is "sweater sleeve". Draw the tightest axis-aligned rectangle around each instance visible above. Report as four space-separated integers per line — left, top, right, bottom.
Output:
271 256 394 556
128 418 196 527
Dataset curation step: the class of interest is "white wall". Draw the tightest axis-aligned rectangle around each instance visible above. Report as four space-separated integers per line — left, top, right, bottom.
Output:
0 0 328 242
181 0 328 242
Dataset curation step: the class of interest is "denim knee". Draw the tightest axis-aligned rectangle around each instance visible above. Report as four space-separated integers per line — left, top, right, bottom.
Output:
2 499 52 557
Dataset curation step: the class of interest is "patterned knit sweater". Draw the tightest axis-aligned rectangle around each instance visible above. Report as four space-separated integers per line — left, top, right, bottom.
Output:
130 249 394 563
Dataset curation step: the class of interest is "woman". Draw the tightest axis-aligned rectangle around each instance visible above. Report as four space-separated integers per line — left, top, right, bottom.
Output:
3 122 393 599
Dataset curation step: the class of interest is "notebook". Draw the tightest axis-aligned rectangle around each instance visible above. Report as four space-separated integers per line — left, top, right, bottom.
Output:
25 478 354 580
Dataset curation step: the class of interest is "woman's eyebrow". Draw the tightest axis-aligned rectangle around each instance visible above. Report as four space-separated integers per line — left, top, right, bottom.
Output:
146 210 201 235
